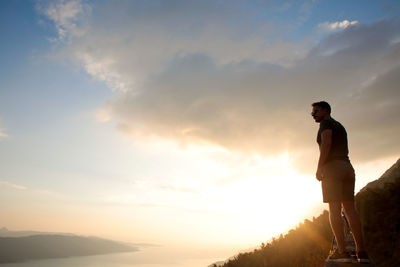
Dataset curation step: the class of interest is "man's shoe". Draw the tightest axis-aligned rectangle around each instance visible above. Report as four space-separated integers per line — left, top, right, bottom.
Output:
357 251 371 264
327 249 353 263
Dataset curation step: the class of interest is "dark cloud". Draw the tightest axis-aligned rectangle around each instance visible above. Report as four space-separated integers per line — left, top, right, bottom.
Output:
41 1 400 172
111 19 400 172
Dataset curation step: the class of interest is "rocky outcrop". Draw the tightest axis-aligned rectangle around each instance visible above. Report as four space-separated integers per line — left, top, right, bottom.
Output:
359 158 400 192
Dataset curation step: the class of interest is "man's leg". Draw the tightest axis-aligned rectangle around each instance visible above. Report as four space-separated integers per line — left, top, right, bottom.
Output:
329 201 346 253
342 200 366 252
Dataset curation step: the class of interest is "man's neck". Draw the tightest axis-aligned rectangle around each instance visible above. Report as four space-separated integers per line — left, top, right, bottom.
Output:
318 115 331 123
323 115 331 120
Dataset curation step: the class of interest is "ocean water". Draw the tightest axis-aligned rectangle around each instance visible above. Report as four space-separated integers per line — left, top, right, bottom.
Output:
0 246 222 267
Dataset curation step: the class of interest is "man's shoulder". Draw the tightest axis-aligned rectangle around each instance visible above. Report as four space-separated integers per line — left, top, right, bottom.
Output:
320 118 334 130
330 117 347 130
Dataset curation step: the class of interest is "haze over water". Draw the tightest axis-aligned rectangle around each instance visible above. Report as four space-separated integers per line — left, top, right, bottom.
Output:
0 247 220 267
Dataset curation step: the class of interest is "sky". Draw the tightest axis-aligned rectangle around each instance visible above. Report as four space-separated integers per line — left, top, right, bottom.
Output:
1 0 400 262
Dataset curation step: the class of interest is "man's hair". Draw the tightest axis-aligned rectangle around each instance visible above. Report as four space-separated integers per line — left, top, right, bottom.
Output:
311 101 331 114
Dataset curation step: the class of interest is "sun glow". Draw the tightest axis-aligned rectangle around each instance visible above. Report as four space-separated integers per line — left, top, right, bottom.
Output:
195 152 322 245
123 140 323 247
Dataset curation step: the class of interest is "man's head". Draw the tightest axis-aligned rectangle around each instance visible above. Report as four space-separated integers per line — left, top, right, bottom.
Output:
311 101 331 123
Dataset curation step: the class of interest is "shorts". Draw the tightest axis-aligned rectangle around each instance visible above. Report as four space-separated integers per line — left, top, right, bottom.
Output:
321 160 355 203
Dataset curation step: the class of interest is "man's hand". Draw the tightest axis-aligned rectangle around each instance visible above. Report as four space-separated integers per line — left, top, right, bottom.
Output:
316 166 323 181
316 129 332 181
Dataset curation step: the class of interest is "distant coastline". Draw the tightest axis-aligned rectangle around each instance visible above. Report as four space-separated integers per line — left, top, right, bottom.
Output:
0 230 138 264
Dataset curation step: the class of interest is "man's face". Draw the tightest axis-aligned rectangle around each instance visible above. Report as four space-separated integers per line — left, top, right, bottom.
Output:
311 106 327 123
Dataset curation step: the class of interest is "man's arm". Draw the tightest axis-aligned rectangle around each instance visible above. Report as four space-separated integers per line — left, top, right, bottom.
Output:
316 129 332 181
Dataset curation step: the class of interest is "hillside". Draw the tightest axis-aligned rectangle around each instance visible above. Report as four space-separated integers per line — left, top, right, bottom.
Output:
212 158 400 267
359 158 400 192
0 234 138 263
355 158 400 266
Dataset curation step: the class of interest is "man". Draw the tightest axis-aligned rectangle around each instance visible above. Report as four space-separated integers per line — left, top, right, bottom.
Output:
311 101 370 263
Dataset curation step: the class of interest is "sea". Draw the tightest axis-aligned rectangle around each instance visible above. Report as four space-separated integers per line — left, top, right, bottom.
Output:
0 246 223 267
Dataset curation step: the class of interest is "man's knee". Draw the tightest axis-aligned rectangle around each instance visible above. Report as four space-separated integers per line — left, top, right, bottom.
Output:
342 201 361 221
342 200 356 213
342 200 354 208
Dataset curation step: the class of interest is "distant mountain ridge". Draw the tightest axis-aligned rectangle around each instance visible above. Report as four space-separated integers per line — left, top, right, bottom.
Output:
0 233 138 263
0 227 75 238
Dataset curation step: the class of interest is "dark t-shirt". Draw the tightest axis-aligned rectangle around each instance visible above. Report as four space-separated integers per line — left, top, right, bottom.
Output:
317 117 350 163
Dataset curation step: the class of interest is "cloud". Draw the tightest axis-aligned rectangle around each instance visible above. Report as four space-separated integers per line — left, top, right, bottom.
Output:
111 19 400 169
40 1 400 172
0 181 59 196
94 107 112 122
41 0 311 91
0 181 27 190
37 0 90 41
0 120 8 139
317 19 358 33
131 179 201 194
0 129 7 139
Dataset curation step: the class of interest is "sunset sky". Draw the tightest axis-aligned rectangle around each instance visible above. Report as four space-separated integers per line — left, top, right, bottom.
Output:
1 0 399 261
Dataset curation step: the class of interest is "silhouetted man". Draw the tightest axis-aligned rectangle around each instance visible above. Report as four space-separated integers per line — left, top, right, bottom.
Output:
311 101 370 263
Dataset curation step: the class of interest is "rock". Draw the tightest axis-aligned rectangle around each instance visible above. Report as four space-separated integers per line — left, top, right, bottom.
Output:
359 158 400 193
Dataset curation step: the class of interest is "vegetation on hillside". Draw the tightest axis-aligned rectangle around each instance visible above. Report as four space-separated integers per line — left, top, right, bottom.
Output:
214 211 332 267
215 160 400 267
355 177 400 267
